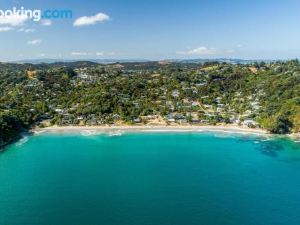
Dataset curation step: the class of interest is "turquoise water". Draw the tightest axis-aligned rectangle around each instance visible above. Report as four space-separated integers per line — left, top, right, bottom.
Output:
1 132 300 225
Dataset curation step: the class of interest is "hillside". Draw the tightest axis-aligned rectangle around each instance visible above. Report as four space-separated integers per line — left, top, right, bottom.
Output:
1 60 300 147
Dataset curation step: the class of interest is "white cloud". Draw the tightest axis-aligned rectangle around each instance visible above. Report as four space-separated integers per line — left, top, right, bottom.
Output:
73 13 110 26
226 49 235 53
27 39 42 45
176 46 235 56
71 52 89 56
0 15 28 26
71 52 112 56
176 47 219 56
0 26 14 32
40 19 52 26
17 28 35 33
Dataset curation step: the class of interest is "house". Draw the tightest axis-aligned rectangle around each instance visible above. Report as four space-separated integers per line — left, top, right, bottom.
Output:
78 73 89 79
251 101 260 110
203 104 213 109
216 97 222 104
55 108 64 114
112 114 121 119
242 119 258 127
172 90 180 98
249 67 258 74
191 118 200 124
168 118 175 123
177 119 188 125
192 101 199 107
230 118 240 124
200 120 209 123
133 118 141 123
196 82 207 86
165 114 175 123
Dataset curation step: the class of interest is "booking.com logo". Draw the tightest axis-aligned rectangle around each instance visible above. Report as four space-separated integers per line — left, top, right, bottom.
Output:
0 7 72 22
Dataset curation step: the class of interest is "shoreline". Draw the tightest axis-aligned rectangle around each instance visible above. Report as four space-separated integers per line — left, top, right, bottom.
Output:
2 125 299 150
33 125 300 141
34 124 271 136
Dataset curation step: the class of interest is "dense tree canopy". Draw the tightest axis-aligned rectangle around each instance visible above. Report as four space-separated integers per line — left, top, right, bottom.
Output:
1 60 300 146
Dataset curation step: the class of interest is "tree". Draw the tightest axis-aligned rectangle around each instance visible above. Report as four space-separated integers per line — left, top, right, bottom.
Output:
270 114 293 134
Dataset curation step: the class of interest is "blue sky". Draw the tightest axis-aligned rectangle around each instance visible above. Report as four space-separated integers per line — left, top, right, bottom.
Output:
0 0 300 61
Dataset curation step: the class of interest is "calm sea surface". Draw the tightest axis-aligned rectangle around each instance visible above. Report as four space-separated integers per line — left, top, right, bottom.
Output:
1 132 300 225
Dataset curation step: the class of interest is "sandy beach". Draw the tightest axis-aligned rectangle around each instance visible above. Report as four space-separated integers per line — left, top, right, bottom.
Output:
33 124 271 136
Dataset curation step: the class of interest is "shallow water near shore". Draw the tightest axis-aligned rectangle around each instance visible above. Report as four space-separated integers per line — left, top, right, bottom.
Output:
1 132 300 225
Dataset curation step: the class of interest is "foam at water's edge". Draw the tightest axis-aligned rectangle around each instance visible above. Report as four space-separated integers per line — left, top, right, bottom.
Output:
16 137 29 146
81 130 98 136
108 130 124 136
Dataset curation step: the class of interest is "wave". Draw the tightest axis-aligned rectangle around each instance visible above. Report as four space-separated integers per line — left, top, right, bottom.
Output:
261 138 273 142
34 130 46 135
81 130 97 136
16 136 29 146
213 133 234 138
108 130 124 137
142 129 191 133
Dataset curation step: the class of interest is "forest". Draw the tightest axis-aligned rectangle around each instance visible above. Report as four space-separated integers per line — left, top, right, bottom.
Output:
1 60 300 147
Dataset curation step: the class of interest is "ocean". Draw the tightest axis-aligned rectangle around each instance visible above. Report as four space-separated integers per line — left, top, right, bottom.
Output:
1 132 300 225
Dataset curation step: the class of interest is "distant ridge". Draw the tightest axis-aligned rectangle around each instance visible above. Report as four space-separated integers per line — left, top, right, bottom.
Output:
5 58 283 66
10 59 151 65
168 58 278 64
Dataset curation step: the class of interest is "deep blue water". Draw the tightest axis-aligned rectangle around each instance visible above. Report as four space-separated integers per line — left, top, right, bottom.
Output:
1 132 300 225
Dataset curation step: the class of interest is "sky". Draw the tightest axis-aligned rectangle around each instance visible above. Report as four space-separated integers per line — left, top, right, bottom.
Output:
0 0 300 61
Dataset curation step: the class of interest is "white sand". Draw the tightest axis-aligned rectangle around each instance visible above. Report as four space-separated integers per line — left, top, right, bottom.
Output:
33 124 270 136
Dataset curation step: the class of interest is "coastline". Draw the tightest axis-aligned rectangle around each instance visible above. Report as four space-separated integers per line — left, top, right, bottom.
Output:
0 134 23 151
2 125 299 151
33 124 270 136
33 125 300 141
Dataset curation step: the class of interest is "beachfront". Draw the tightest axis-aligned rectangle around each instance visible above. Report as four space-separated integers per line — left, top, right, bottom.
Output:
35 124 269 135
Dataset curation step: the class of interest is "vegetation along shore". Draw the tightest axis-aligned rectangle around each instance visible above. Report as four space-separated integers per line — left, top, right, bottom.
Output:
1 60 300 147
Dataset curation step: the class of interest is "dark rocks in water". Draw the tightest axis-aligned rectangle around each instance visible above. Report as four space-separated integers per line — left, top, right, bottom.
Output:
258 142 284 157
236 136 255 143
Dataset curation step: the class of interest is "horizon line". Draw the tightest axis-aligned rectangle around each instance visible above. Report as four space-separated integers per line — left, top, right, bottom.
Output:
3 57 299 64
